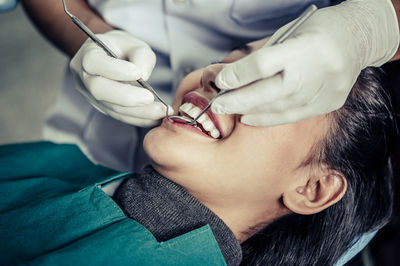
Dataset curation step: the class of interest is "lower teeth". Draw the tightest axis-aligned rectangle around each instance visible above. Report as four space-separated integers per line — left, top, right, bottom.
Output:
180 111 216 138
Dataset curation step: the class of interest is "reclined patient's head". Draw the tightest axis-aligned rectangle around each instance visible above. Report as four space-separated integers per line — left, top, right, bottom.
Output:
145 62 341 215
144 49 395 264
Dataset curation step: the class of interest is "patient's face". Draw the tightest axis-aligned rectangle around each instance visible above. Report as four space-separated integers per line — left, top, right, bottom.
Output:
144 48 329 209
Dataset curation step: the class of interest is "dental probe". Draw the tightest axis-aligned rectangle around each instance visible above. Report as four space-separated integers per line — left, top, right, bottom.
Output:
62 0 176 121
187 4 318 126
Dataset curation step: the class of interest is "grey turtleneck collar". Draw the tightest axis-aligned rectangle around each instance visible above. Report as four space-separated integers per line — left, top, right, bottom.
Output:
112 165 242 266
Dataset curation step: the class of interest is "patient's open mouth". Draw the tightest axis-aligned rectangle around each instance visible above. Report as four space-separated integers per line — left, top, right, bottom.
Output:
178 102 221 139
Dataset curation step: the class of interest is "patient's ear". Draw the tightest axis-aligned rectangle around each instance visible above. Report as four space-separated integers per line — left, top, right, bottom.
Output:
282 170 347 215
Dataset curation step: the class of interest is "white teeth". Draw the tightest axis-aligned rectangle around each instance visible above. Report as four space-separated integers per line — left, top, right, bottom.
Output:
187 106 202 118
178 102 221 139
210 129 220 139
196 114 206 123
179 102 193 114
202 120 214 131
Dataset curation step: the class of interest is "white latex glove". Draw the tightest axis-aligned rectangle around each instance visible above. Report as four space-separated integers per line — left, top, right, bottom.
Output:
70 30 173 127
213 0 399 126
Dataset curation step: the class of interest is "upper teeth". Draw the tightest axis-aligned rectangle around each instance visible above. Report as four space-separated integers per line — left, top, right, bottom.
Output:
179 102 221 139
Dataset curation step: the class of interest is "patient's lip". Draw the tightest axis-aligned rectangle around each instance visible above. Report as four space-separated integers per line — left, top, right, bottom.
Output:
182 91 223 137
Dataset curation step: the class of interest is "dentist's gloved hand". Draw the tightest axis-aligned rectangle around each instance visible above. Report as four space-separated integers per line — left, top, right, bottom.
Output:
70 30 172 127
213 0 399 126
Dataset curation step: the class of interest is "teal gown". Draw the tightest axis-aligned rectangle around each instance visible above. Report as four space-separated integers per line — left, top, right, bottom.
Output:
0 142 226 265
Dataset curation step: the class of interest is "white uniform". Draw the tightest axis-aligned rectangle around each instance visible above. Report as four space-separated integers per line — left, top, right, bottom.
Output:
44 0 330 171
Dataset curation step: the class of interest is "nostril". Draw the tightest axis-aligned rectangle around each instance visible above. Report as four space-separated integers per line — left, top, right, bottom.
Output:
209 81 221 93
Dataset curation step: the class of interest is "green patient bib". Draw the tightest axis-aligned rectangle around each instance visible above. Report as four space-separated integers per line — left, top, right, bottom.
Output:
0 142 227 265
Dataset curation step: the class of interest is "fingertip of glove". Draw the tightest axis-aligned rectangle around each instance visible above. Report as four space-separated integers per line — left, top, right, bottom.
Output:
167 106 175 116
240 116 258 127
215 70 232 90
152 102 173 117
211 102 227 114
241 115 273 127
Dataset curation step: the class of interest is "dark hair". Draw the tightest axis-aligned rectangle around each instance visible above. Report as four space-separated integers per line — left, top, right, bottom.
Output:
240 67 396 265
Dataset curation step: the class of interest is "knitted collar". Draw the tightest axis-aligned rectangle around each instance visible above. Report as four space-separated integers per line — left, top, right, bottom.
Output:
112 165 242 266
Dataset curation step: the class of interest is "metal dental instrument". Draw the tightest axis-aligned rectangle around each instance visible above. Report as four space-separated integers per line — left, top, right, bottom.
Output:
63 0 316 125
62 0 175 120
186 4 318 125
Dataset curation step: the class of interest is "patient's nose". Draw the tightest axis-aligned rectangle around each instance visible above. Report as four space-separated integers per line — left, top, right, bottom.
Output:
201 64 223 93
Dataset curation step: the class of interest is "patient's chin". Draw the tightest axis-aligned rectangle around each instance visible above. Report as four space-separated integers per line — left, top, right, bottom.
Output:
143 126 188 172
143 127 167 166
